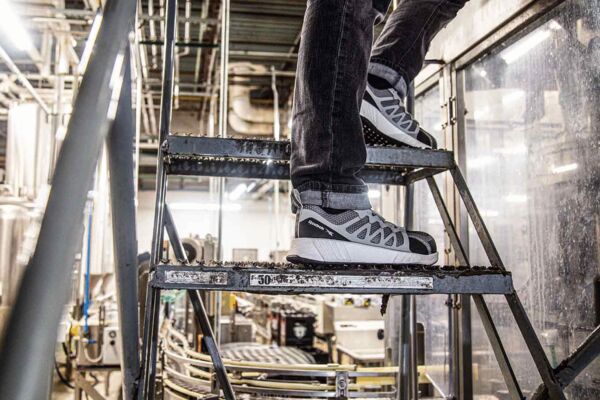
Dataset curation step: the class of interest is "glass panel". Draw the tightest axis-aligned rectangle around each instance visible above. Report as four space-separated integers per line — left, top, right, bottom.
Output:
414 84 452 396
462 2 600 398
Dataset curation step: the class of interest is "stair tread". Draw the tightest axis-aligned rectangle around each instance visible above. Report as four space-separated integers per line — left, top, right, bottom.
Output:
162 135 455 184
151 262 513 295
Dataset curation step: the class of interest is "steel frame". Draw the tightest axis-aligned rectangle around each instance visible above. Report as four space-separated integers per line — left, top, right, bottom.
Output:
150 264 513 295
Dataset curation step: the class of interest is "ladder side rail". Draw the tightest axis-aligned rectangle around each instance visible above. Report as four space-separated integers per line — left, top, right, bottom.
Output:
149 0 177 266
0 0 136 398
138 284 162 399
163 204 237 400
531 324 600 399
448 167 566 400
426 177 524 400
164 204 189 263
107 48 141 400
140 0 177 397
401 83 419 400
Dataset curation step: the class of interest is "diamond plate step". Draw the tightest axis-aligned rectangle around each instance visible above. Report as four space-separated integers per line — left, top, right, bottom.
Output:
162 135 456 185
151 262 513 295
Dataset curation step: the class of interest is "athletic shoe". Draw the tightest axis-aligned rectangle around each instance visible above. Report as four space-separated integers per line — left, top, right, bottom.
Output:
360 74 437 149
287 204 438 265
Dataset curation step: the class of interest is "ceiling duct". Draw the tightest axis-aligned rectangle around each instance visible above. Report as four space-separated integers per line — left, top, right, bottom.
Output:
228 63 274 136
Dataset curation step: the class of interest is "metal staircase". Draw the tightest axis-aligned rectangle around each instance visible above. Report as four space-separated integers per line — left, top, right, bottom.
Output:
137 1 571 400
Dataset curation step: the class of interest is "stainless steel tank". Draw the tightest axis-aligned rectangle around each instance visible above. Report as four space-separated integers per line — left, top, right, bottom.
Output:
0 197 36 332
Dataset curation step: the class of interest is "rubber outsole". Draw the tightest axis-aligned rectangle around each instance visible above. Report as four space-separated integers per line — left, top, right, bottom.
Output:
287 238 438 266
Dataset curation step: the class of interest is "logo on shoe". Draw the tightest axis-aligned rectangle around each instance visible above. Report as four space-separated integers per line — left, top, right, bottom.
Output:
308 219 334 237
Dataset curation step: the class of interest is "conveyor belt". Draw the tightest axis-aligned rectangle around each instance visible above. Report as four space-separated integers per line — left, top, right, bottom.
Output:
151 261 513 295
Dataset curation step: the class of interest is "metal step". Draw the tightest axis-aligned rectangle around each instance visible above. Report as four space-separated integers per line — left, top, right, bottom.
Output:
163 135 455 185
151 262 513 295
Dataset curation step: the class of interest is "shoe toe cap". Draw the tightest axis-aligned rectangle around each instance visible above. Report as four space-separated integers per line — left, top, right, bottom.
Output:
407 231 437 255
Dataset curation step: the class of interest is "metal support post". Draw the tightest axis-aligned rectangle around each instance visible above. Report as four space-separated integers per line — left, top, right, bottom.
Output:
404 83 418 400
409 295 418 399
188 292 237 400
107 48 141 400
459 294 473 400
164 204 188 263
163 204 237 400
138 284 162 399
149 0 177 266
531 325 600 399
398 295 411 400
426 177 524 400
140 0 177 396
449 167 566 400
0 0 136 398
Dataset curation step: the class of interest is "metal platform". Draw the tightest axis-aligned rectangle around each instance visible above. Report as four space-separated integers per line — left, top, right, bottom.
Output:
151 262 513 295
163 135 455 184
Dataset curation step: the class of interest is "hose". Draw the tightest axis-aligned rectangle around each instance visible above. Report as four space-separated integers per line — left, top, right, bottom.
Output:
54 359 74 389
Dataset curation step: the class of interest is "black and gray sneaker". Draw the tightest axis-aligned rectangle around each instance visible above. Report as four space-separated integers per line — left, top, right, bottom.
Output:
287 204 438 265
360 74 437 149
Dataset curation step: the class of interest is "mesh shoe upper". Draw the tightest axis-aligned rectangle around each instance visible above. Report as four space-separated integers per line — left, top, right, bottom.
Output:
296 205 436 255
362 83 438 149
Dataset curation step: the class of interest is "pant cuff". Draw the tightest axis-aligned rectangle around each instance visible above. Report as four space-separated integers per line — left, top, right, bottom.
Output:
368 62 408 98
294 184 372 210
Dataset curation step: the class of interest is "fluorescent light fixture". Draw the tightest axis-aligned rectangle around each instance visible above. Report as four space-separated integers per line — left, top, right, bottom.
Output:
368 189 381 199
501 30 551 64
551 163 578 174
0 0 34 51
504 194 528 203
228 183 248 201
479 69 487 77
169 202 242 212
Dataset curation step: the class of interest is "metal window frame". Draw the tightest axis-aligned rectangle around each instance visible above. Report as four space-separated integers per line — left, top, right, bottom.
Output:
413 0 600 398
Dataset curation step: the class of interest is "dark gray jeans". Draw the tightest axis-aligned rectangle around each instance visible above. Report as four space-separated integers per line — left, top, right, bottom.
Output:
291 0 468 210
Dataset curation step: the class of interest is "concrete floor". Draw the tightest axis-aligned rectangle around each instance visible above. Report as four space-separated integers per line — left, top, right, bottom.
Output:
52 371 122 400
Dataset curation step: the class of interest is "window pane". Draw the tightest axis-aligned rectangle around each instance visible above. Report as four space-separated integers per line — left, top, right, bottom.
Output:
414 84 452 395
462 2 600 397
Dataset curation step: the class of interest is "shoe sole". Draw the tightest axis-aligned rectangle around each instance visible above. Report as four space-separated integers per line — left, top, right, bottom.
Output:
287 238 438 266
360 101 431 149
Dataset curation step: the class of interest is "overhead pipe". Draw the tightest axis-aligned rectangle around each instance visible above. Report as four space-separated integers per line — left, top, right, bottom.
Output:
148 0 159 68
174 0 193 110
193 0 211 90
0 45 51 115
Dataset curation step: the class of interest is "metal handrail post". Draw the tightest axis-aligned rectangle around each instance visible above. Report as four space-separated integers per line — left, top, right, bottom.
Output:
163 204 237 400
140 0 177 397
449 167 566 400
0 0 136 398
426 177 524 400
107 48 141 400
149 0 177 266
